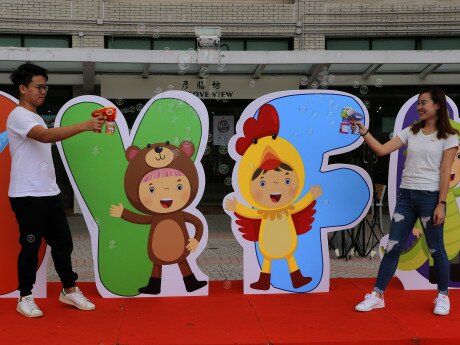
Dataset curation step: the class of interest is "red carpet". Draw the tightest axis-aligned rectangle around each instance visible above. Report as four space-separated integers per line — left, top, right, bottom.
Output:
1 278 459 345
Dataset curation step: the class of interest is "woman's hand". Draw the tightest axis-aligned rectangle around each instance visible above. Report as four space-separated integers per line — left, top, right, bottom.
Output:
350 120 368 136
433 203 446 226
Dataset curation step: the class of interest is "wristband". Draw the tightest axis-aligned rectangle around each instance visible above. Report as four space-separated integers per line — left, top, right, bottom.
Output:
361 129 369 137
439 200 446 205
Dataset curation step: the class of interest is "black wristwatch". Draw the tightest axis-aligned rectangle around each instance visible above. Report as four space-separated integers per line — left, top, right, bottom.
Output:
439 200 447 205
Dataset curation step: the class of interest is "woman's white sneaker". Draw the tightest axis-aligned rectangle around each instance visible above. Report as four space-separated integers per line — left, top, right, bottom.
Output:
59 287 95 311
433 293 450 316
17 295 43 318
355 292 385 312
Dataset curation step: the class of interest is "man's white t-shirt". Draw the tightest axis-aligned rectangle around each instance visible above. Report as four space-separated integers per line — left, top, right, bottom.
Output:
7 106 60 197
398 126 458 191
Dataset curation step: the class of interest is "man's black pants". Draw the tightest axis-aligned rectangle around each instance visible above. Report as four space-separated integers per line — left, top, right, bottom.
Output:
9 195 78 296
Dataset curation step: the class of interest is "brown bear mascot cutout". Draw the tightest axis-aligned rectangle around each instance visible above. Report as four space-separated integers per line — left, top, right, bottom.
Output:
110 140 207 294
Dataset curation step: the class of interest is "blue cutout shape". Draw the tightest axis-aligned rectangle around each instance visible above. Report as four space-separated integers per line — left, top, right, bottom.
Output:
249 93 370 292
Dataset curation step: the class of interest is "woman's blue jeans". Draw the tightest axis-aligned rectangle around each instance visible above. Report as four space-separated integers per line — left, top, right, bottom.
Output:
374 188 449 294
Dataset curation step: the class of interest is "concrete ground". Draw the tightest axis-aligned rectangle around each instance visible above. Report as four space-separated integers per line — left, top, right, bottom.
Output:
48 210 390 282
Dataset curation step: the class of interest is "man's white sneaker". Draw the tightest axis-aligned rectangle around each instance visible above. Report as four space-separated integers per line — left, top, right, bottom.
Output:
17 295 43 318
355 292 385 312
433 293 450 316
59 287 95 311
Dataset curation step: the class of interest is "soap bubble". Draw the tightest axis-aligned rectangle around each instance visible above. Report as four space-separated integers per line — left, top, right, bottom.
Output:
136 23 146 35
299 105 307 113
154 87 163 95
38 161 49 172
224 177 232 186
360 86 369 95
92 146 100 156
199 67 209 78
152 28 160 38
136 103 143 111
178 53 192 70
27 234 35 243
217 64 226 72
219 164 229 174
249 79 256 88
167 84 174 91
116 98 124 106
108 240 116 249
204 145 211 155
207 133 213 143
219 145 228 154
364 100 371 109
353 81 360 88
311 82 319 89
300 76 308 86
164 47 170 51
375 78 383 87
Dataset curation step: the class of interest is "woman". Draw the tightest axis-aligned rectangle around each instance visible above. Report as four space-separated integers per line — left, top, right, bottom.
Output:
353 87 458 315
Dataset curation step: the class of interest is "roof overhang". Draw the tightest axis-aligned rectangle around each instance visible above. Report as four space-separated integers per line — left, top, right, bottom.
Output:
1 47 460 87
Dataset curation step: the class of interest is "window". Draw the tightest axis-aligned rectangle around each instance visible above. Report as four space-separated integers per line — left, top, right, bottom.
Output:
372 38 415 50
327 37 460 51
326 39 369 50
421 38 460 50
220 38 293 51
0 34 71 48
106 36 293 51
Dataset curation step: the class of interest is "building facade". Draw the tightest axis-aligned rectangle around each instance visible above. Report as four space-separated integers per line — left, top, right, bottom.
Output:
1 0 460 208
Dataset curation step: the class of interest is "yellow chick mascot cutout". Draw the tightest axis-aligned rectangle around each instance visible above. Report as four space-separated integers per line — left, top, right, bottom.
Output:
225 104 322 290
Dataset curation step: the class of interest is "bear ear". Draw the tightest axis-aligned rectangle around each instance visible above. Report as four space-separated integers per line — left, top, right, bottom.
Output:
179 141 195 157
126 145 141 161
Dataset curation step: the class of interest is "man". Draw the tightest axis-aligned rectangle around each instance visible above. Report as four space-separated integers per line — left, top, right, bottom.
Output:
7 63 105 317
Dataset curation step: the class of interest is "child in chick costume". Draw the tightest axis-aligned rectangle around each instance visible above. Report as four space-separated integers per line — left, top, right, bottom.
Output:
225 104 322 290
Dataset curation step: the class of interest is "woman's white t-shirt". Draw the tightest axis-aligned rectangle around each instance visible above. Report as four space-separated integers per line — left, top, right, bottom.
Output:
397 126 458 191
6 106 60 197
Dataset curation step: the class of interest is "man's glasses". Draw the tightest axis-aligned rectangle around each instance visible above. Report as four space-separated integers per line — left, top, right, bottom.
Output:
30 84 49 93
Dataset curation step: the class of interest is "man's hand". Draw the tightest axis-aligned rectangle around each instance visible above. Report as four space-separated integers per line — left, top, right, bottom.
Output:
110 202 124 217
85 115 105 132
186 238 199 252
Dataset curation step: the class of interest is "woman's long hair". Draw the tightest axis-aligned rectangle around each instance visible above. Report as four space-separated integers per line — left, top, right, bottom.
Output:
411 86 459 139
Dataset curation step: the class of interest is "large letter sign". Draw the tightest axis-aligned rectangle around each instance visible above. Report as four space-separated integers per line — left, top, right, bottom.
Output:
55 91 209 297
224 90 372 293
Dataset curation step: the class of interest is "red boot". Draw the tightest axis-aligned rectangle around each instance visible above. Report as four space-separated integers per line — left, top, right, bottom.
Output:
250 272 271 290
290 269 312 288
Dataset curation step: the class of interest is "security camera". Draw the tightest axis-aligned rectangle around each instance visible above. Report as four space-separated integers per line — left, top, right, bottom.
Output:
197 35 220 48
195 26 221 49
